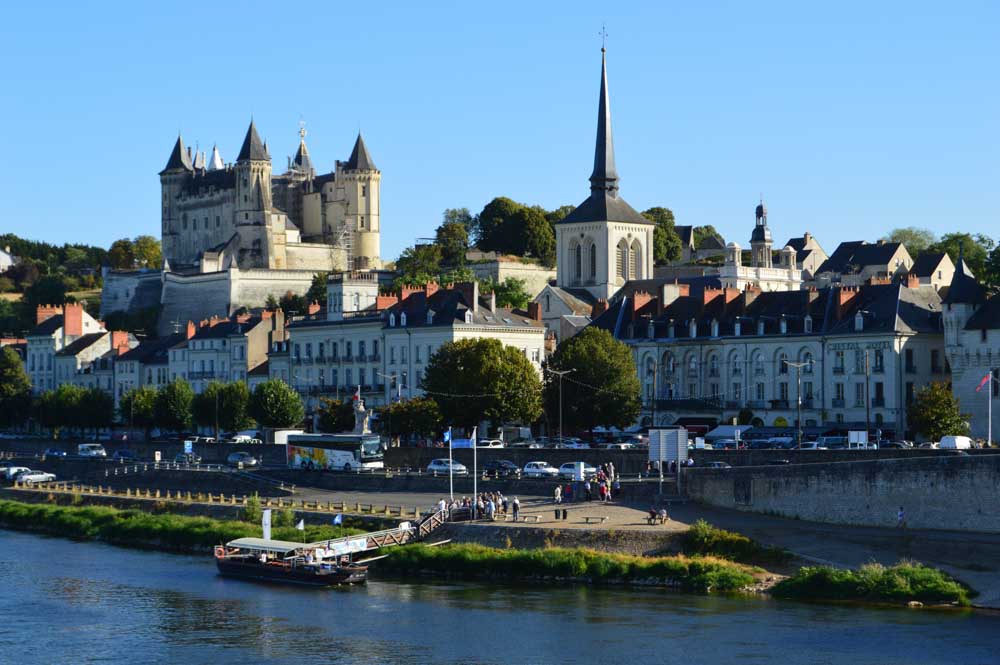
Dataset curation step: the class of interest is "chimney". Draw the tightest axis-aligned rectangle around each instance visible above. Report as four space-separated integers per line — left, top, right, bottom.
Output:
837 286 860 319
904 273 920 289
236 312 252 323
63 303 84 337
400 284 422 301
866 275 891 286
111 331 130 355
741 286 762 309
660 282 691 309
455 282 479 313
307 301 321 316
261 309 273 320
723 287 741 304
527 301 542 321
186 321 197 339
424 281 440 298
803 231 811 245
591 299 609 318
632 290 653 314
36 304 61 325
376 293 400 310
702 286 722 306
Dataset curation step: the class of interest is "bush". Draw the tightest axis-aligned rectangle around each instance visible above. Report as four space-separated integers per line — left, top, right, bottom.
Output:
772 561 974 606
681 520 789 564
380 543 755 593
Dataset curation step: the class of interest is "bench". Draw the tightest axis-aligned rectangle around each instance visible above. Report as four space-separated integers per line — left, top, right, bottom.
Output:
646 513 669 525
583 516 608 525
522 514 541 523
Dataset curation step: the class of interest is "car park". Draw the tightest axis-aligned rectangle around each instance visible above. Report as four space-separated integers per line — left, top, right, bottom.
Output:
817 436 847 450
558 462 598 479
112 450 138 462
43 447 68 458
600 442 633 450
939 435 973 450
427 459 467 475
227 452 259 468
713 438 740 450
174 452 202 465
77 443 107 458
918 441 939 449
482 459 520 478
522 461 560 478
15 469 56 484
880 441 911 449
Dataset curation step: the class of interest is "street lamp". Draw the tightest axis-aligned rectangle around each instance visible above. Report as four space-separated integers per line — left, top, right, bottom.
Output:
548 368 575 444
784 359 813 447
376 371 399 445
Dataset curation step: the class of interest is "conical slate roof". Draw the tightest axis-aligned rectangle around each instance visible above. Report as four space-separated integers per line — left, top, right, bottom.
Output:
237 120 269 162
344 133 376 170
943 251 986 305
161 135 194 173
293 139 314 172
208 144 224 171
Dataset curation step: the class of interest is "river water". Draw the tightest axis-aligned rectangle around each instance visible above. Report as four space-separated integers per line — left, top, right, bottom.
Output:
0 529 996 665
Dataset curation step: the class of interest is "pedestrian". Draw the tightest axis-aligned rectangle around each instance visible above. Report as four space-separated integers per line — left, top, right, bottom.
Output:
564 483 573 501
554 485 562 504
585 480 592 502
487 498 496 521
896 506 906 528
612 477 621 501
599 482 607 502
437 498 446 513
608 461 615 481
512 496 520 522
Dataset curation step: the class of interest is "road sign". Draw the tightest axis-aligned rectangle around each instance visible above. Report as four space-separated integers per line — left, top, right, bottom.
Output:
184 440 193 454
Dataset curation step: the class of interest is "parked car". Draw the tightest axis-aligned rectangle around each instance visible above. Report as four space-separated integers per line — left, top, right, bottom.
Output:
509 441 544 449
43 447 68 458
226 452 259 468
918 441 939 449
427 459 467 475
704 461 732 469
112 449 138 462
477 439 504 449
522 461 560 478
4 466 31 481
817 436 847 450
558 462 598 479
600 442 633 450
797 442 827 450
77 443 107 458
880 441 911 449
939 435 973 450
767 459 791 465
15 469 56 484
174 452 202 465
482 459 520 478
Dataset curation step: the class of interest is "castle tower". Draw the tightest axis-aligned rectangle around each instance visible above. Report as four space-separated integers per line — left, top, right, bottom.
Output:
750 199 772 268
554 47 654 300
159 135 194 268
338 133 381 270
234 120 273 267
943 246 986 349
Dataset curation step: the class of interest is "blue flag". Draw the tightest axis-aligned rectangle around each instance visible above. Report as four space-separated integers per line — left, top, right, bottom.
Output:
333 514 343 526
443 429 451 443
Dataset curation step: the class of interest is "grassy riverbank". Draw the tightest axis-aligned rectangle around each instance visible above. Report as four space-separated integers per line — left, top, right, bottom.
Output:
680 520 790 565
773 562 974 606
380 542 757 593
0 499 364 553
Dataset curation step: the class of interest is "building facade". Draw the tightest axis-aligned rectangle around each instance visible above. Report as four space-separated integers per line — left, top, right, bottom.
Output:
25 304 107 393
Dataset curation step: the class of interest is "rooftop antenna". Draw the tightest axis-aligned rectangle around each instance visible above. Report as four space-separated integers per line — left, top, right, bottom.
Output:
171 317 182 334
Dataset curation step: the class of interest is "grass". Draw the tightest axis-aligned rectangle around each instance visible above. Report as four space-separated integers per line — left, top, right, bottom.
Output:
772 561 974 606
0 499 365 553
380 543 756 593
681 520 791 565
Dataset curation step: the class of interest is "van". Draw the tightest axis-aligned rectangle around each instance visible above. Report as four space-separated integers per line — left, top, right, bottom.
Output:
939 435 973 450
816 436 847 450
77 443 107 458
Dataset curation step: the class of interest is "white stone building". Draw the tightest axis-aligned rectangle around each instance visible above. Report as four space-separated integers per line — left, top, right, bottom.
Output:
25 304 106 393
719 201 803 292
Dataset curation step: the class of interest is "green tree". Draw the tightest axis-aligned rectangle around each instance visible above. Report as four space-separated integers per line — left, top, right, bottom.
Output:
21 275 70 311
642 207 682 264
475 197 523 252
908 382 969 441
192 381 226 438
250 379 305 428
544 327 641 433
442 207 475 237
34 390 64 437
514 207 556 266
693 225 723 248
155 379 194 433
279 291 309 317
481 277 531 309
983 244 1000 290
265 294 280 310
435 220 469 268
307 272 329 307
132 235 162 269
218 381 253 434
118 385 157 438
78 387 114 437
927 233 994 279
395 244 442 285
380 397 442 442
737 408 754 426
316 398 355 433
883 227 937 259
545 205 576 226
422 338 542 429
43 383 85 435
0 347 31 427
107 239 135 270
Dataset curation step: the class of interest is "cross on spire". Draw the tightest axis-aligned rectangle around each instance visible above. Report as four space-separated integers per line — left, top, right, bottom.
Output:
599 23 608 51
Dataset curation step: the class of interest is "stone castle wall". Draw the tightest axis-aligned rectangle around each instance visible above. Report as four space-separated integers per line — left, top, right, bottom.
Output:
99 270 163 317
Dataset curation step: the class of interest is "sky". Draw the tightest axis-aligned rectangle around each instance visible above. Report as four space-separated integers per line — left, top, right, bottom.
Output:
1 1 998 261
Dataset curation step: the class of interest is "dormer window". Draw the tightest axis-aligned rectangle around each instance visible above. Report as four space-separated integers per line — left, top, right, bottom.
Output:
854 312 864 332
689 320 697 337
389 313 396 327
804 315 813 333
711 319 719 337
426 311 434 324
400 312 407 327
647 321 655 339
779 318 787 334
757 320 765 336
734 321 741 336
465 311 473 324
668 324 675 339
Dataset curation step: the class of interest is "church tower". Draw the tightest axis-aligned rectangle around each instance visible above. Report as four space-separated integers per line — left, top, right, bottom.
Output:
554 47 654 300
234 120 273 267
159 135 194 268
750 199 773 268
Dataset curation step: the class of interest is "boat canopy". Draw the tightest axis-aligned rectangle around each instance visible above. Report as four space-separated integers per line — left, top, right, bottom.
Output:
226 537 307 554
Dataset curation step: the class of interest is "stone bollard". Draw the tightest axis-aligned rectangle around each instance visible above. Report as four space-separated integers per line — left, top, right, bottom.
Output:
155 489 161 498
355 502 361 513
165 490 171 499
126 488 132 497
186 491 192 502
231 495 237 505
206 493 213 504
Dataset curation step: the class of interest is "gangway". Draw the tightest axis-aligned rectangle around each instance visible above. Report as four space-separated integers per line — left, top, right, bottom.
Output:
305 509 449 558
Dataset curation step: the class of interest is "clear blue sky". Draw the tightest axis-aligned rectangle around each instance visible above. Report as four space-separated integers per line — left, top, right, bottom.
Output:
2 1 997 261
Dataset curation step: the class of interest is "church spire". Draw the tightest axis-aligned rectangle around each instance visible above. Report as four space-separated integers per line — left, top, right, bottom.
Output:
589 47 618 195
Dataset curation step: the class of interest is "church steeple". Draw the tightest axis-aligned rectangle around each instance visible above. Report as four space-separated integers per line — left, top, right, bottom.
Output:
589 48 619 195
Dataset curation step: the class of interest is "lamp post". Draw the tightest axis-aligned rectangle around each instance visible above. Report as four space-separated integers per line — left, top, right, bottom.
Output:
376 371 399 445
784 360 812 447
548 368 575 444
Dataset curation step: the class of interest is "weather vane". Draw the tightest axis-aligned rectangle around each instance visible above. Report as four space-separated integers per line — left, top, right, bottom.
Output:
600 23 608 50
299 117 306 140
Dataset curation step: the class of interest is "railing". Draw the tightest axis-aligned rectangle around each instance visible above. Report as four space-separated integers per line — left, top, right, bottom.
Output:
833 367 845 375
832 398 845 407
770 399 790 409
873 366 885 374
873 397 886 407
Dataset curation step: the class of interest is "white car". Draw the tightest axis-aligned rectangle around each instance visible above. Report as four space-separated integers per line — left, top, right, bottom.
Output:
477 439 504 448
427 459 468 475
15 469 56 484
522 461 560 478
77 443 107 458
558 462 598 479
4 466 31 481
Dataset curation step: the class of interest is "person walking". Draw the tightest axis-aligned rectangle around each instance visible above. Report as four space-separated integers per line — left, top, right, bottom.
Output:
584 479 593 502
896 506 906 529
554 485 562 504
512 496 520 522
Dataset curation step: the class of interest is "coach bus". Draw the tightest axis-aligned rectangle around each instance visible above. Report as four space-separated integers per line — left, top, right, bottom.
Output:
285 433 384 472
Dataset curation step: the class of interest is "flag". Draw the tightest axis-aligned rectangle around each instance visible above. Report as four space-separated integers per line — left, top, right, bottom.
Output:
976 373 992 393
443 429 451 443
295 519 305 531
333 514 343 526
261 509 272 540
352 385 361 401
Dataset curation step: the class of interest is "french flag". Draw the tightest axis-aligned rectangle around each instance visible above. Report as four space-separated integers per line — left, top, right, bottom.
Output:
976 373 992 393
352 385 360 401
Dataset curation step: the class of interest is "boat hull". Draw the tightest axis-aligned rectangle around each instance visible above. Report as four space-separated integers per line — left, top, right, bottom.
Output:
216 558 368 587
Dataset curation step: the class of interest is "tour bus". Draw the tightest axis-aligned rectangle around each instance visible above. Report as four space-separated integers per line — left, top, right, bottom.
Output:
285 433 384 472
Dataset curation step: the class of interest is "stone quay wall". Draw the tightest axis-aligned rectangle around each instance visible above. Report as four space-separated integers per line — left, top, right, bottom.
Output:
683 454 1000 533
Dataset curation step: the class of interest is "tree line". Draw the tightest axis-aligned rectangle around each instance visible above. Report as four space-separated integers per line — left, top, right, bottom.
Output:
883 227 1000 289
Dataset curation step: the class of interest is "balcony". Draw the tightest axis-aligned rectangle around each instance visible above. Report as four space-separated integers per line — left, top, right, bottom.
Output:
754 367 765 376
873 365 885 374
708 369 720 378
905 365 916 374
732 367 742 376
770 399 790 409
833 367 845 375
801 398 815 409
369 354 381 363
832 398 846 408
873 397 886 407
653 397 724 412
725 400 744 409
747 400 768 409
188 371 221 380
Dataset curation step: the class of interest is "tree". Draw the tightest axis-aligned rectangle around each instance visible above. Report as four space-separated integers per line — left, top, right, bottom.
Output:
642 207 682 264
108 239 135 270
316 398 355 433
218 381 253 434
119 385 157 438
737 408 754 426
133 235 162 269
693 225 723 248
78 387 114 437
250 379 305 428
481 277 531 309
34 390 64 437
265 294 280 310
380 397 442 442
545 205 576 226
475 197 523 252
927 233 994 279
395 244 442 286
442 207 475 238
514 207 556 266
0 347 31 427
307 272 328 307
192 381 226 438
984 245 1000 291
908 382 969 441
422 338 542 428
21 275 70 310
883 227 936 259
435 220 469 268
155 379 194 433
544 327 641 433
279 291 309 317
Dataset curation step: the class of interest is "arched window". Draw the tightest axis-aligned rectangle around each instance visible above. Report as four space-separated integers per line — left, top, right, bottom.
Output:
630 240 642 279
589 242 597 279
802 350 814 373
778 351 788 374
574 244 582 281
663 352 675 374
616 240 628 280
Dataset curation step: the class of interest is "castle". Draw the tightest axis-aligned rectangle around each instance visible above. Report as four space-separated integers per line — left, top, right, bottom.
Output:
102 121 386 333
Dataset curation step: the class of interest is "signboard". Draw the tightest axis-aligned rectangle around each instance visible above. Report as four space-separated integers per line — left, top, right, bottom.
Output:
183 440 193 454
261 509 272 541
154 451 161 463
848 430 869 445
573 461 585 482
328 537 369 556
451 438 474 449
649 429 688 465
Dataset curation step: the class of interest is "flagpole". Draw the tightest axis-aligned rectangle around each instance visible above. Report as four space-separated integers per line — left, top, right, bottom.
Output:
448 426 454 502
989 370 994 447
472 426 478 519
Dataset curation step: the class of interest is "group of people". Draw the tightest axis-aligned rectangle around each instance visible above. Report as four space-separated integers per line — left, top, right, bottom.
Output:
553 462 621 504
437 493 522 521
645 459 694 475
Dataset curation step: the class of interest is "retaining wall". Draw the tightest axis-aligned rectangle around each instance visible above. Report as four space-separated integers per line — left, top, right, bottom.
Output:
683 454 1000 533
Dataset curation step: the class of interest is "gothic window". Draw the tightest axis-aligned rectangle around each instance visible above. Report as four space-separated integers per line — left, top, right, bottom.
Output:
574 244 582 281
630 240 642 279
590 242 597 279
616 240 628 280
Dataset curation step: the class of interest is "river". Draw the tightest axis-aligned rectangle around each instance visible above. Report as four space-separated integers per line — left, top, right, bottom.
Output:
0 530 996 665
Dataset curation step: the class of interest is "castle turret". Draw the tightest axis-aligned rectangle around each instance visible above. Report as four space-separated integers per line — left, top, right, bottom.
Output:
159 135 194 266
234 120 273 267
338 133 381 270
943 246 986 349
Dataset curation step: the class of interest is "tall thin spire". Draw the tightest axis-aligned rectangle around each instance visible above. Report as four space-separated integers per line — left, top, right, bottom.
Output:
589 47 618 195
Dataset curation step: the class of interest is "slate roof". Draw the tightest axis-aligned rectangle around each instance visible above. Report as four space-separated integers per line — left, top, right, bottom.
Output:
237 121 269 162
55 333 107 357
344 133 376 171
943 258 986 306
28 315 64 337
545 286 596 316
675 226 694 247
191 317 263 339
697 234 726 251
293 139 314 172
161 136 194 174
248 360 270 376
909 252 948 278
118 333 185 366
182 168 236 195
817 241 902 275
965 294 1000 330
558 191 652 226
